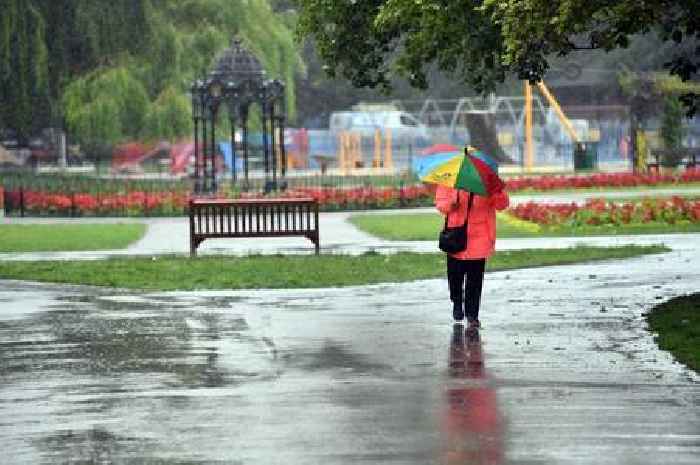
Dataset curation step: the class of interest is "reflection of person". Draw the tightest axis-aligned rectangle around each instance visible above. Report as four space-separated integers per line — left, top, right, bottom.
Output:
442 325 503 465
435 185 509 327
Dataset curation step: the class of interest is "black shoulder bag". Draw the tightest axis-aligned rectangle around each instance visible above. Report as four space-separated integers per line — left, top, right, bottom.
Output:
438 193 473 254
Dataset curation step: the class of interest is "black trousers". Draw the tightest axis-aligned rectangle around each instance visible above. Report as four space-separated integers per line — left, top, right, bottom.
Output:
447 257 486 320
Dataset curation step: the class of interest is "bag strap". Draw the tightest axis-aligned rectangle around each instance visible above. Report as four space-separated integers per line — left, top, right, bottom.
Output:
444 192 474 229
463 192 474 227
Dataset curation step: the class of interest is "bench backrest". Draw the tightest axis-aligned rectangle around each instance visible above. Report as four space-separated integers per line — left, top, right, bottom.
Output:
189 198 318 237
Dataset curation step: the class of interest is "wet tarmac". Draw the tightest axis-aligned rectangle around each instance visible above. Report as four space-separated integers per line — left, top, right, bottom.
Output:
1 247 699 464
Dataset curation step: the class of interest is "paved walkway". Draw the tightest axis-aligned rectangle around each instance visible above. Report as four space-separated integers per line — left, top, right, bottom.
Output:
1 243 698 464
2 212 700 261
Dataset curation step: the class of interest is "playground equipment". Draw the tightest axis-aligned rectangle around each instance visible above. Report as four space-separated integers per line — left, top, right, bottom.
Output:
111 141 171 174
338 131 362 173
372 129 393 169
523 81 583 172
286 128 309 169
397 88 588 170
337 129 395 173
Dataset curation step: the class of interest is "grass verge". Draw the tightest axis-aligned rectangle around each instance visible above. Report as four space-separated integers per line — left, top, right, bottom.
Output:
0 245 668 291
0 223 147 252
349 212 700 241
646 293 699 372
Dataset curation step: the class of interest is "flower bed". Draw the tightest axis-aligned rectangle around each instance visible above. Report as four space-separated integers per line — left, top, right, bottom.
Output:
509 197 700 226
3 169 700 217
5 190 190 216
3 185 436 216
503 169 700 192
230 185 437 211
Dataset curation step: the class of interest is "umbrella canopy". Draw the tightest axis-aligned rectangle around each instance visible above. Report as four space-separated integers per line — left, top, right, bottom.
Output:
418 146 504 196
420 143 459 156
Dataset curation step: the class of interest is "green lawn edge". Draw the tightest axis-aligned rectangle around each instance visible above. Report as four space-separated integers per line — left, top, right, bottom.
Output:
646 293 700 372
0 245 668 291
0 223 147 252
349 212 700 241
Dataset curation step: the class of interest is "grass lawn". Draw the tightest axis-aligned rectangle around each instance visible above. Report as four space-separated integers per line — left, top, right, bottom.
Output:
0 223 147 252
646 293 699 372
0 245 668 290
349 212 700 241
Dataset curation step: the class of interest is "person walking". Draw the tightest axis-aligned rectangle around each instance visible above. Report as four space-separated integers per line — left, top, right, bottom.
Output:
435 185 509 328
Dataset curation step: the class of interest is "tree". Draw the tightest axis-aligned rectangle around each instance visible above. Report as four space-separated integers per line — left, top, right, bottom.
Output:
0 0 155 139
1 0 304 144
295 0 700 115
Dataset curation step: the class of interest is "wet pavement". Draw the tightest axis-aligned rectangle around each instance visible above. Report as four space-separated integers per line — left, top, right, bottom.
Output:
1 246 699 464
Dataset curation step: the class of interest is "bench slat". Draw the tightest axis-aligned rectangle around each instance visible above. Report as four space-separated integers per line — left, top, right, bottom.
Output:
189 198 319 256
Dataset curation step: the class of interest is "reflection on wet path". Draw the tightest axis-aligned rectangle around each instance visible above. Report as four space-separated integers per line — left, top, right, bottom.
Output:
442 326 503 465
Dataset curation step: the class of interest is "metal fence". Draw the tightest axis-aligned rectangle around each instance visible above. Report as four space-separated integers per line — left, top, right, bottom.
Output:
0 171 420 217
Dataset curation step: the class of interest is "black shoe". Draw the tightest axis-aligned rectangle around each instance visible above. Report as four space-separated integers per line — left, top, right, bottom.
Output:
453 303 464 322
467 318 481 330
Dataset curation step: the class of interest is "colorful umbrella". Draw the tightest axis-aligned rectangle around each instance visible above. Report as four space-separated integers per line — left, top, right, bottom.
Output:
418 146 504 196
420 143 459 156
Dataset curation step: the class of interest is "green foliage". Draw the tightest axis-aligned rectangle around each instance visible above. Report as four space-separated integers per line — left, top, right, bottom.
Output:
143 86 193 141
296 0 506 93
62 67 150 147
296 0 700 115
661 96 685 151
660 95 687 166
1 0 303 144
0 246 668 290
647 293 700 372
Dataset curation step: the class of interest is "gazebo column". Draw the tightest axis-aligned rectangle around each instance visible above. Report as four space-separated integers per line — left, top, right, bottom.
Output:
241 105 250 191
262 101 272 192
201 110 208 194
193 115 201 194
270 101 278 190
229 109 237 186
280 113 287 181
209 107 217 193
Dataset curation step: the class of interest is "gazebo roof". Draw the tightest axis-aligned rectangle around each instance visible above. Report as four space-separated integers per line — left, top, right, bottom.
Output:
210 38 265 84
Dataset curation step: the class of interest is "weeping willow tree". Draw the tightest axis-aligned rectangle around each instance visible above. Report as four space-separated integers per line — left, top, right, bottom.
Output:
0 0 304 146
0 0 154 138
0 0 50 137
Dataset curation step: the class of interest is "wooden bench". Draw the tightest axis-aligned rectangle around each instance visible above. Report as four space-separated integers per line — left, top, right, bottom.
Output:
189 198 320 256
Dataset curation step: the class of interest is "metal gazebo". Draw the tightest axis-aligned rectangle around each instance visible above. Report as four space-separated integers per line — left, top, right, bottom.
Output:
191 38 286 194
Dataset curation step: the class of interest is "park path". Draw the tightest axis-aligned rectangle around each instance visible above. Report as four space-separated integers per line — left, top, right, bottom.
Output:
2 185 700 260
0 236 698 464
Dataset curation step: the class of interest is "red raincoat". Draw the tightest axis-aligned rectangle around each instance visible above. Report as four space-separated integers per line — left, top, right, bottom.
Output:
435 185 509 260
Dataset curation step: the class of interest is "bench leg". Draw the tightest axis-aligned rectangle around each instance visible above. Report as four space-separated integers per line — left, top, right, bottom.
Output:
307 233 320 255
190 237 200 257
